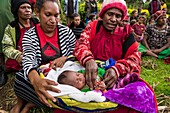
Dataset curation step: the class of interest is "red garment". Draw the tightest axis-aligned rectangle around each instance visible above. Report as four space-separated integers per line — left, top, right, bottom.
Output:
36 24 60 64
90 25 124 60
5 26 31 71
73 20 141 77
132 23 145 36
36 24 59 49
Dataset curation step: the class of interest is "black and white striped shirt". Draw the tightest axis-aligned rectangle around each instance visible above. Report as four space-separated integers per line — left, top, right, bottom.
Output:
21 24 76 79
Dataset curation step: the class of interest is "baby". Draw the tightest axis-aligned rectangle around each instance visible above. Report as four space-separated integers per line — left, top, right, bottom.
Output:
57 68 107 92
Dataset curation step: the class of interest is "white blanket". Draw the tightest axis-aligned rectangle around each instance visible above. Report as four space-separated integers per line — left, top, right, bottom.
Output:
45 61 106 103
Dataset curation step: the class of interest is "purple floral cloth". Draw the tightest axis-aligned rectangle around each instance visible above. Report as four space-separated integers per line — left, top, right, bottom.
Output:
104 81 157 113
112 73 139 89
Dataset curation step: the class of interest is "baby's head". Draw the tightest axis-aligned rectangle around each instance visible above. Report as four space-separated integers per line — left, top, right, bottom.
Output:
58 70 86 90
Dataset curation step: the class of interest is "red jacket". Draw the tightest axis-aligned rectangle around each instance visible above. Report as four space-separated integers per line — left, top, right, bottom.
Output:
73 20 141 77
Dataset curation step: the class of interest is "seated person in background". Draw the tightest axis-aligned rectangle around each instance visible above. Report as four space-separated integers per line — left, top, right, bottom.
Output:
148 16 155 25
2 0 39 72
132 15 146 42
130 10 138 23
130 19 137 26
120 15 129 27
142 10 170 59
88 13 97 23
69 13 86 39
132 15 159 58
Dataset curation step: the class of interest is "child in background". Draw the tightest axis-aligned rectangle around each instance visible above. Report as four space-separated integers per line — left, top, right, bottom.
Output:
87 13 96 23
120 15 129 27
132 15 158 57
69 13 86 39
130 10 138 23
148 16 155 25
132 15 146 42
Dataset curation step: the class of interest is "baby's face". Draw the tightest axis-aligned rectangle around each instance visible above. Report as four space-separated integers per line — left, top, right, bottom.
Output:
63 71 86 89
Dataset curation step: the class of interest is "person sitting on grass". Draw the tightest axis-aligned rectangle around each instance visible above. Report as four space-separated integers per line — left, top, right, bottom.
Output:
142 10 170 59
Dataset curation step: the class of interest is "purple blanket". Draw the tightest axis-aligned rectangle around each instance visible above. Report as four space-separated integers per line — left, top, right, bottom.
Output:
104 81 157 113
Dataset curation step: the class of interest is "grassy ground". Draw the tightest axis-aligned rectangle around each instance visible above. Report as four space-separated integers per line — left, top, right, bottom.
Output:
141 56 170 96
140 56 170 110
0 56 169 113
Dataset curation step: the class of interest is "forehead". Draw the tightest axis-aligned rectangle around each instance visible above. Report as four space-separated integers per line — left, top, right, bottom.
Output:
105 8 122 15
65 71 77 76
42 1 59 12
74 16 80 20
19 3 31 7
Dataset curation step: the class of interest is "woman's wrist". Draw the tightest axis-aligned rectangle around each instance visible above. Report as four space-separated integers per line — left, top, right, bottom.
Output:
28 70 41 85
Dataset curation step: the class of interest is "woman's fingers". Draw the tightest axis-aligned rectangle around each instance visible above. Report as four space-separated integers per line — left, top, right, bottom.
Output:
35 79 61 107
38 91 53 108
91 70 98 88
106 78 115 89
85 59 98 90
104 68 117 89
45 80 61 93
85 69 93 90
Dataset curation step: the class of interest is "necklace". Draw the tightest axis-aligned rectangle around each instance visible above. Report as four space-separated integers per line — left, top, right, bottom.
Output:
18 20 32 31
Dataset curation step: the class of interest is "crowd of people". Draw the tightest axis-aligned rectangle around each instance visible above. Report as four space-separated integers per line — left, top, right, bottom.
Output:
0 0 170 113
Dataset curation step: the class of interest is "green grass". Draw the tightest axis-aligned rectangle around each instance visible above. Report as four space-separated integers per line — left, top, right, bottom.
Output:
141 56 170 96
140 56 170 107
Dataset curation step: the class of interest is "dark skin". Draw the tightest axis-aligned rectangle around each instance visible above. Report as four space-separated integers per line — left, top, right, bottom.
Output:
143 15 170 57
28 1 65 108
85 8 122 90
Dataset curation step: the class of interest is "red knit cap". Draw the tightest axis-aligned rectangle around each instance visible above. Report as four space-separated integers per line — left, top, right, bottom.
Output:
153 10 166 21
99 0 127 20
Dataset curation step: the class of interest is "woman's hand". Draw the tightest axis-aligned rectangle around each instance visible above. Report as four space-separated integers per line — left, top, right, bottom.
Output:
16 54 23 66
85 59 98 90
50 56 67 69
28 70 60 107
103 68 117 89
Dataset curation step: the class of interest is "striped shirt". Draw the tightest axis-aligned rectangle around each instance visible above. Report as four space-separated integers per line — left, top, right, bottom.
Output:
21 24 76 79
